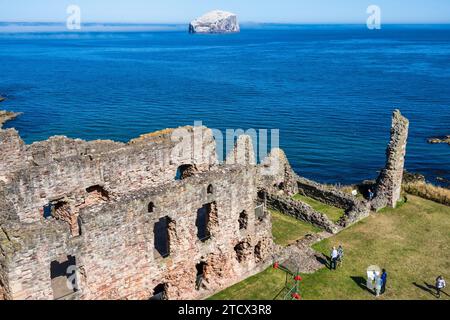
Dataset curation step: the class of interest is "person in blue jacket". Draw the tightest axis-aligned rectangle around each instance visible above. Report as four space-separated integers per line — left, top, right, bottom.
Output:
381 269 388 294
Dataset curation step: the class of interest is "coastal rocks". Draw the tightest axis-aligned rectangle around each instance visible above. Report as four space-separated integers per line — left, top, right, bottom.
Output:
372 110 409 210
0 110 21 129
436 177 450 186
428 135 450 145
189 10 240 34
403 171 426 185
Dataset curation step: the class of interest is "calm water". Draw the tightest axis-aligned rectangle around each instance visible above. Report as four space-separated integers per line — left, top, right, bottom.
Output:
0 24 449 185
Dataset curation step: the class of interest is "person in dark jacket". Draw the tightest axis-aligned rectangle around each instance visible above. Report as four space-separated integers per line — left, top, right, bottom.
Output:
330 247 338 270
337 245 344 268
381 269 387 294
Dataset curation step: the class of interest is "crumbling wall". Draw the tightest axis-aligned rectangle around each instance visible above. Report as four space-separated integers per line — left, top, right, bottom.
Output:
253 237 272 263
201 251 236 290
2 220 75 300
2 112 404 300
372 110 409 210
0 129 26 183
27 136 124 166
2 126 218 223
225 135 256 166
258 148 298 196
2 165 273 300
296 177 370 227
297 177 354 209
0 226 12 300
0 188 17 300
266 192 338 233
234 237 253 263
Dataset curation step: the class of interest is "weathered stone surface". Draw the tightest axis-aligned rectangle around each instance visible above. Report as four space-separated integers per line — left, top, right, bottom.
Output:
266 192 338 234
258 148 299 196
0 123 274 300
296 177 370 227
372 110 409 210
226 134 256 166
0 110 407 300
271 231 334 274
189 10 240 34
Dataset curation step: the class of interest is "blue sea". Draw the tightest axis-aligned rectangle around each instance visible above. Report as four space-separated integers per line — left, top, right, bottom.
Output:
0 24 449 185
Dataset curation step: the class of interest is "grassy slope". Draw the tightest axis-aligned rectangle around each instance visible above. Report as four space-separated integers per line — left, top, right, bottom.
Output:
293 194 345 222
210 195 450 300
270 209 321 247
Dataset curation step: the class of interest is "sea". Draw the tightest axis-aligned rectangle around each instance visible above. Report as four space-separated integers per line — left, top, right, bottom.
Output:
0 23 449 185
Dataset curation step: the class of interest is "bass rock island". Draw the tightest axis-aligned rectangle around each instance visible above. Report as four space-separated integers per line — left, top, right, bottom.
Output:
189 10 240 34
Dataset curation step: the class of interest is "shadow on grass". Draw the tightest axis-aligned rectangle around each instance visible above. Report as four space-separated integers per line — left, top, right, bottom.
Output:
316 255 329 269
412 282 439 298
350 276 374 295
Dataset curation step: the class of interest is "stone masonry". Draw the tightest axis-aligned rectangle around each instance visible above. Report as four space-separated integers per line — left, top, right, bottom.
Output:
0 109 409 300
372 110 409 210
0 123 275 300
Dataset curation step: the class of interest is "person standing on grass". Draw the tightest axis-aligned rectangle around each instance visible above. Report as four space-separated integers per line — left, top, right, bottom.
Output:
330 247 338 270
374 273 383 297
436 276 446 299
381 269 387 294
337 245 344 268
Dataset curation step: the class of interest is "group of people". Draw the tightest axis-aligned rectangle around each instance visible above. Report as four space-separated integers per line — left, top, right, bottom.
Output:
329 245 344 270
373 269 388 297
327 245 447 299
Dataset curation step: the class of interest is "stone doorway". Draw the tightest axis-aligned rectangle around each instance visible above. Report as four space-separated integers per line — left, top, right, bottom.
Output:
50 255 77 300
195 262 207 290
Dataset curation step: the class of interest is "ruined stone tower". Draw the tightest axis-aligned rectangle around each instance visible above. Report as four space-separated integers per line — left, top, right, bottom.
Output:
372 110 409 210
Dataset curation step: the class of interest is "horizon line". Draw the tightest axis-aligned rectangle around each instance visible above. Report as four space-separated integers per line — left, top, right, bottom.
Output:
1 20 450 25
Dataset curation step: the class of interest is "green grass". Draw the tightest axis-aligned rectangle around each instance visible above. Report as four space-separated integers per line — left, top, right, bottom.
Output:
210 195 450 300
209 267 287 300
293 194 345 222
270 209 321 247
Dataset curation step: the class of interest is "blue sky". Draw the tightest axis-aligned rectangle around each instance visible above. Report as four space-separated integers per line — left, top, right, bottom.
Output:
1 0 449 23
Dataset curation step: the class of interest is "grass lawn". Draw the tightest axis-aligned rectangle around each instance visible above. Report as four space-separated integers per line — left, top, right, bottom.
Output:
270 209 321 247
210 195 450 300
293 194 345 222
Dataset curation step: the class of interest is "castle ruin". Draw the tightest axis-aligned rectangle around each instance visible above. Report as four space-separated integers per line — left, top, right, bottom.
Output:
0 110 408 300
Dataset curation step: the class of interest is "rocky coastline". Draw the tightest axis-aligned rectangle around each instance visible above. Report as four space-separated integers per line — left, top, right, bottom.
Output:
0 110 21 129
